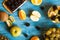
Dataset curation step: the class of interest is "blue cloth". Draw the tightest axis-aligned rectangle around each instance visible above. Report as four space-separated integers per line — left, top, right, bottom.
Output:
0 0 60 40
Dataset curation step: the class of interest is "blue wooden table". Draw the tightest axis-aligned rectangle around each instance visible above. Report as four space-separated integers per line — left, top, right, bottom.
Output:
0 0 60 40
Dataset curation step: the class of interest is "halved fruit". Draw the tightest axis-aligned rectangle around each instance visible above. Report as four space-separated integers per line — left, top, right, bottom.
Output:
31 0 42 5
19 10 26 20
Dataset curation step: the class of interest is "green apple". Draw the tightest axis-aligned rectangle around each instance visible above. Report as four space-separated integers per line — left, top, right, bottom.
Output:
10 26 22 37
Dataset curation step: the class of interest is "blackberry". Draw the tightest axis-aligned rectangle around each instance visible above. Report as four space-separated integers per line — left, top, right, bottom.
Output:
58 10 60 14
9 0 14 3
14 0 18 4
10 5 16 11
17 0 21 3
53 5 57 11
57 16 60 21
5 1 12 6
50 16 56 20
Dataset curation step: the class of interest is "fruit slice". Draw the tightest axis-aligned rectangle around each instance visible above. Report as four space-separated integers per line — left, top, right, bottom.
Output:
6 20 12 27
30 15 40 21
6 16 15 27
19 10 26 20
10 26 22 37
30 36 40 40
30 11 41 21
8 16 15 22
32 11 41 18
31 0 42 5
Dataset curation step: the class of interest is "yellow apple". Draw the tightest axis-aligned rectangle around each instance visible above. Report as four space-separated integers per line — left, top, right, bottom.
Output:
10 26 22 37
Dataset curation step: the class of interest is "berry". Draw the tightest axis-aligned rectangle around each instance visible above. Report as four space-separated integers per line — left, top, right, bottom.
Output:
53 5 57 11
5 1 12 6
24 22 30 27
57 16 60 21
40 6 44 10
51 16 56 20
23 33 28 37
35 26 40 30
58 10 60 14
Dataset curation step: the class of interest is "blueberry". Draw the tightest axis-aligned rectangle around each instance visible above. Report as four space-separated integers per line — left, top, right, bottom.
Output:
10 0 14 3
50 16 56 20
10 5 16 11
24 22 30 27
35 26 41 30
14 2 18 6
11 5 15 8
23 33 28 37
53 5 57 11
17 0 23 4
40 6 44 10
57 16 60 21
17 0 21 3
58 10 60 14
5 1 12 6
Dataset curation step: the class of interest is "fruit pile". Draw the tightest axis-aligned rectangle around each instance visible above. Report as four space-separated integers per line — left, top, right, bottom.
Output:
0 0 60 40
0 12 22 38
48 5 60 23
3 0 25 13
0 35 9 40
45 28 60 40
0 12 15 27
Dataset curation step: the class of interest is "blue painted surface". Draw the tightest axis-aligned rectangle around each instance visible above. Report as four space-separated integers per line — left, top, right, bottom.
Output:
0 0 60 40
